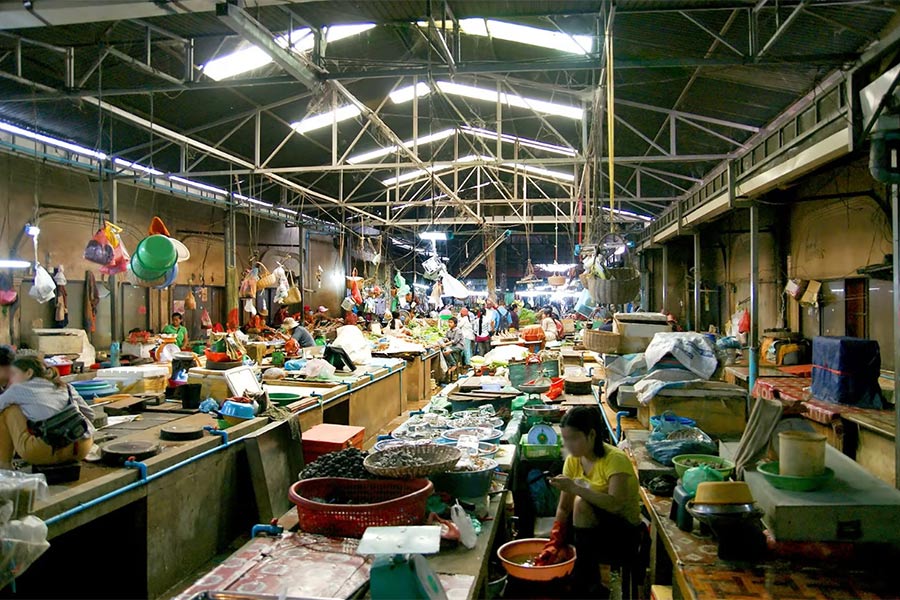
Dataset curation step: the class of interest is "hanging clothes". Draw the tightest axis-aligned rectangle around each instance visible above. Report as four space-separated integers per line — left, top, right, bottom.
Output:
54 284 68 328
84 271 99 332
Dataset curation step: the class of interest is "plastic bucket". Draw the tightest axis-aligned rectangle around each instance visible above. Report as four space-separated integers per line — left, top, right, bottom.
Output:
136 234 177 271
778 431 826 477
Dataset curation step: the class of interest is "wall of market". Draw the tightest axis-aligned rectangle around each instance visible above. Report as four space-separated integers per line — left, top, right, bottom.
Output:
647 156 893 348
0 153 345 350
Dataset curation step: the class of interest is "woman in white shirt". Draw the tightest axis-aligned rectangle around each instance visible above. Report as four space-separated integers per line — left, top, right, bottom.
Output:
0 355 94 469
541 308 559 342
473 308 493 357
457 308 475 363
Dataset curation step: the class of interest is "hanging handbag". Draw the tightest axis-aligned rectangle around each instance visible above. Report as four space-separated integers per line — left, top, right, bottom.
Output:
27 386 89 450
283 272 302 305
84 229 114 265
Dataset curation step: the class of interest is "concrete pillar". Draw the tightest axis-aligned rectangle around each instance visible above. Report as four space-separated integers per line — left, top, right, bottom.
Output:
693 232 701 332
749 203 760 391
110 178 120 344
224 207 238 316
661 244 668 311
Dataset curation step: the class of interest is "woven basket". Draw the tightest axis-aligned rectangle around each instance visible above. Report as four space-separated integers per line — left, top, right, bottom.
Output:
364 444 461 479
583 329 621 354
288 477 433 538
582 267 641 304
548 275 566 287
256 262 277 288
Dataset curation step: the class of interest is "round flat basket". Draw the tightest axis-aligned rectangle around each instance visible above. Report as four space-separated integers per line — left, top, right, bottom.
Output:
364 444 462 479
582 267 641 304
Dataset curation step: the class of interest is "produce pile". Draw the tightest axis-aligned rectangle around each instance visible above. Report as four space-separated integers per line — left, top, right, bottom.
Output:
517 307 538 326
299 448 374 480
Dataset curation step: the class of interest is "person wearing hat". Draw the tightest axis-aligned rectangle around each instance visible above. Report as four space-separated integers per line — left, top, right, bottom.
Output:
280 317 316 348
312 306 330 328
162 312 189 349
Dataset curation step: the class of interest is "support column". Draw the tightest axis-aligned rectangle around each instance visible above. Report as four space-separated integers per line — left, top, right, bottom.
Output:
224 207 238 316
891 148 900 489
693 232 701 331
749 203 760 391
110 178 120 344
661 244 668 311
485 233 497 304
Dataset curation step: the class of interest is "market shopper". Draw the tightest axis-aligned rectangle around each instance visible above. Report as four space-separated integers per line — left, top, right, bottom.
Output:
162 312 189 349
280 317 316 348
473 308 493 356
0 355 94 469
441 316 466 370
509 304 520 331
457 307 475 363
537 406 642 593
541 307 559 342
0 345 14 392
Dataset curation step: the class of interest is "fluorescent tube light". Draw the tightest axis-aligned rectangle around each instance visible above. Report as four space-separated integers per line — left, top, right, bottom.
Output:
348 128 454 164
536 263 577 272
435 81 582 120
291 104 361 134
0 121 107 160
168 175 226 195
380 154 483 186
389 82 431 104
0 259 30 269
113 157 162 175
418 231 447 241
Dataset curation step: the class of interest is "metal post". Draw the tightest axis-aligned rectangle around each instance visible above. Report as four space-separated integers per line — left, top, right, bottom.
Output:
749 203 760 392
661 244 668 311
64 47 75 89
110 177 120 344
184 38 194 82
891 148 900 489
254 111 261 167
412 76 419 156
496 80 502 160
693 232 701 331
224 207 238 316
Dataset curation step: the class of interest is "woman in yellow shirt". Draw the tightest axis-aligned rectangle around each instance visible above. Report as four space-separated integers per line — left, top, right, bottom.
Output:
537 406 643 593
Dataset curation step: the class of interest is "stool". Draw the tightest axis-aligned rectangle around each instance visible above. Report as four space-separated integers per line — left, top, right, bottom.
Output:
32 461 81 484
669 484 695 532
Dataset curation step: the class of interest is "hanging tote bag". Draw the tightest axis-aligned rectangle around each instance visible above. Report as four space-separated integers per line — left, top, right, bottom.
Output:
256 262 277 289
239 266 259 299
283 272 302 305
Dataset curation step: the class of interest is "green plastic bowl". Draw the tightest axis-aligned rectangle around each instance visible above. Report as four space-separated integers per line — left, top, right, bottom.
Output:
136 234 177 271
672 454 735 479
757 461 835 492
268 392 302 406
130 253 167 281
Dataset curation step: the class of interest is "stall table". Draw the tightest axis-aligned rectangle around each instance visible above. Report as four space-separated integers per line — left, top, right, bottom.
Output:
631 459 897 599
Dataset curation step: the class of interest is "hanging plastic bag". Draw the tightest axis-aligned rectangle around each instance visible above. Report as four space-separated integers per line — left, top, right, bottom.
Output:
340 296 355 311
450 502 477 549
440 272 470 299
200 308 213 329
347 268 363 305
738 309 750 334
239 267 259 299
258 295 268 317
243 298 257 316
84 229 114 265
184 288 197 310
99 231 130 276
29 265 56 304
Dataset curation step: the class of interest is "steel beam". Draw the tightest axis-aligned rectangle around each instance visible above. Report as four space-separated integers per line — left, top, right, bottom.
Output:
679 11 745 56
757 0 809 58
616 98 759 132
215 1 320 90
104 46 182 84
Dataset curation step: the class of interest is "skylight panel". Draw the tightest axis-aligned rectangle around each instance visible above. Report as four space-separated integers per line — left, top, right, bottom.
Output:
502 162 575 182
347 128 455 164
460 126 577 156
0 121 107 160
291 105 362 134
202 24 373 81
389 82 432 104
435 81 583 120
417 19 592 55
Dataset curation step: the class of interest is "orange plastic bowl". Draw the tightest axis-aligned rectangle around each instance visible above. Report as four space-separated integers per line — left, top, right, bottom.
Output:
497 538 577 582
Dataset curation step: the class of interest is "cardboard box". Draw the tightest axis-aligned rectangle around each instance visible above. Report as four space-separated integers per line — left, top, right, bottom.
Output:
613 313 671 339
784 279 807 300
637 385 748 438
302 424 365 464
800 280 821 305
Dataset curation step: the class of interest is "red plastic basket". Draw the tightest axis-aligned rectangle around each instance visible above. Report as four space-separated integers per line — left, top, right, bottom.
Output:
288 477 433 538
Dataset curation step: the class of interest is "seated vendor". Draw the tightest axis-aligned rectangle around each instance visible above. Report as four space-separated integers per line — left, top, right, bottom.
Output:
384 311 409 336
0 355 94 469
0 345 14 393
441 317 466 370
162 312 189 349
538 406 642 594
281 317 316 348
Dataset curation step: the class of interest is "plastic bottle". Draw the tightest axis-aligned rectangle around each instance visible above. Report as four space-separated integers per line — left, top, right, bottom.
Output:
110 342 121 367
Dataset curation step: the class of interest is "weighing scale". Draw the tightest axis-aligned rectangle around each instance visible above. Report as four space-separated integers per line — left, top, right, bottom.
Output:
527 423 558 446
358 525 447 600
